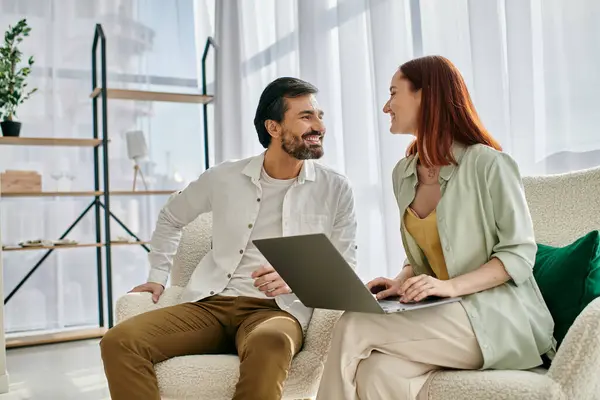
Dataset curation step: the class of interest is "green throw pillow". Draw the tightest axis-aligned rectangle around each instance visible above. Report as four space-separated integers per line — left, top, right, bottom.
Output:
533 230 600 347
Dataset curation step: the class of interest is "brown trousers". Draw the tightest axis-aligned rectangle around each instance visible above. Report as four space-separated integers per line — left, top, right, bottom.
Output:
100 295 303 400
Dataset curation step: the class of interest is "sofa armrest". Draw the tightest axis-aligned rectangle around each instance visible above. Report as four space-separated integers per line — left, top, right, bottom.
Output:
302 308 343 360
279 309 342 397
115 286 185 324
548 297 600 400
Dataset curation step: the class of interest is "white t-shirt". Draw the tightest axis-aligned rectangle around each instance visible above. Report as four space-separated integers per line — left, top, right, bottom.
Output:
219 167 295 298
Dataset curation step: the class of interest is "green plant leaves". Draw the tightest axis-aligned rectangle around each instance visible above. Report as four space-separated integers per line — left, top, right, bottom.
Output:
0 18 37 121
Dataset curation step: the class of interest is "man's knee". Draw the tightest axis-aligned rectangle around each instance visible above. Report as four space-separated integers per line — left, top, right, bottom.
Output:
244 329 296 360
100 321 144 361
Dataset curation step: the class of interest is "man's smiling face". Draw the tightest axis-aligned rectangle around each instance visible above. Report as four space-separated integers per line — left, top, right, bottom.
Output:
278 94 326 160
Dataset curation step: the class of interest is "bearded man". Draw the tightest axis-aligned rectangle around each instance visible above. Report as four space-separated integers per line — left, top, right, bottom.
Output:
100 77 358 400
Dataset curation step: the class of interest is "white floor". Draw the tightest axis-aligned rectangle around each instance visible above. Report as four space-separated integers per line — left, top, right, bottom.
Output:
0 340 110 400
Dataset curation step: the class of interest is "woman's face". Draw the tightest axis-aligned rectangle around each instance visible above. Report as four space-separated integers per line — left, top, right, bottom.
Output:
382 70 421 135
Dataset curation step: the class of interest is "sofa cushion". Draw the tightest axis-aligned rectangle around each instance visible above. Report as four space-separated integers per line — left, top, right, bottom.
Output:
155 351 323 400
533 230 600 346
428 369 564 400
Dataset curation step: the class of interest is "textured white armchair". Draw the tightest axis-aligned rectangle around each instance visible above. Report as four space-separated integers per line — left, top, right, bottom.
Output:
115 212 342 400
115 166 600 400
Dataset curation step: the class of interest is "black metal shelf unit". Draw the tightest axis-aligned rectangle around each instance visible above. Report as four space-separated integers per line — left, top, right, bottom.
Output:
1 24 215 347
90 24 216 328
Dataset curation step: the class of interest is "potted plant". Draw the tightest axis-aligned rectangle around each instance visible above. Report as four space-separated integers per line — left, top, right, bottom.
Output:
0 19 37 137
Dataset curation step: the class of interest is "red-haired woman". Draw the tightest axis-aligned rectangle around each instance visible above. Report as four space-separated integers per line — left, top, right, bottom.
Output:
316 56 554 400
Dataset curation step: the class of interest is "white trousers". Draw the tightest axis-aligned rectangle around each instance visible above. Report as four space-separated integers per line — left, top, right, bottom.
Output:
316 302 484 400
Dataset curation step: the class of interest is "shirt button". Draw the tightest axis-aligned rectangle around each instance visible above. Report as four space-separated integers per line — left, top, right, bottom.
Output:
445 245 450 251
248 223 253 229
227 274 231 278
239 249 243 254
256 198 261 202
210 291 214 295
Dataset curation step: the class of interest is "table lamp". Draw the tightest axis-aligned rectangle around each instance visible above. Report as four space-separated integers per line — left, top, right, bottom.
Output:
125 130 148 191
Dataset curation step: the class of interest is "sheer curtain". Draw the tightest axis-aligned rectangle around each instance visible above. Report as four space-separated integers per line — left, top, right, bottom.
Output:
212 0 600 280
0 0 214 334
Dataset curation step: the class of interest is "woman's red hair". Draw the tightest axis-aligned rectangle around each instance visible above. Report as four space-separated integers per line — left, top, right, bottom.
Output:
400 55 501 167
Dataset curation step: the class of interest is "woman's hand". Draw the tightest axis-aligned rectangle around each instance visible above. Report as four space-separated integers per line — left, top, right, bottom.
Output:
366 264 415 300
367 277 404 300
399 274 456 303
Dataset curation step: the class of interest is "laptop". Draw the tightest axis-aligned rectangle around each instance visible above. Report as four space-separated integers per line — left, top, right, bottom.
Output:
253 233 461 314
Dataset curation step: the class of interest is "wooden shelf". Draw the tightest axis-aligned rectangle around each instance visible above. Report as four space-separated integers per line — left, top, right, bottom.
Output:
111 190 177 196
111 241 149 247
0 137 103 147
3 243 101 252
6 327 107 348
1 191 104 198
1 190 178 198
91 87 213 104
2 241 148 252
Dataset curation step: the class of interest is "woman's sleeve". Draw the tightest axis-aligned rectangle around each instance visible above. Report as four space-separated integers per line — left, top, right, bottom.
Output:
486 152 537 286
392 159 414 274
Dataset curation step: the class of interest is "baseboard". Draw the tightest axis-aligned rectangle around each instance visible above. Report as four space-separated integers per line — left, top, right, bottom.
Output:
0 372 9 393
6 327 106 349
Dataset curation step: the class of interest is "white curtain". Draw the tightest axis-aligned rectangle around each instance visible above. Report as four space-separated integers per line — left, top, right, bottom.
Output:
3 0 598 334
213 0 600 281
0 0 214 333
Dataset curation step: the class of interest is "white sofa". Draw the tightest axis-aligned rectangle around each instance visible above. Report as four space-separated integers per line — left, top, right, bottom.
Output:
115 166 600 400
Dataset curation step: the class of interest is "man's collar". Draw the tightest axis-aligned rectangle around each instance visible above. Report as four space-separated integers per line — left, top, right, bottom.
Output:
242 152 316 183
402 142 467 181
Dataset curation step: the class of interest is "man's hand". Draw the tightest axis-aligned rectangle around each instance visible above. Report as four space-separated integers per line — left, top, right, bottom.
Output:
129 282 165 303
399 274 456 303
252 265 292 297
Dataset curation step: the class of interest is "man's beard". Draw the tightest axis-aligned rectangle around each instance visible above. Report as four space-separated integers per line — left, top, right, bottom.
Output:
280 129 324 160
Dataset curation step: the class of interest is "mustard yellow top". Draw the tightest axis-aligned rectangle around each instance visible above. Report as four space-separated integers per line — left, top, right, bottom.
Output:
403 207 449 281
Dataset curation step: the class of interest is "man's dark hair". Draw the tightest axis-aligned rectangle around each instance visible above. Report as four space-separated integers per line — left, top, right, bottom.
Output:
254 77 318 148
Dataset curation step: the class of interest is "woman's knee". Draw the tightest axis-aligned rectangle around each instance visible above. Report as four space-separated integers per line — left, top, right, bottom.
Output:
356 353 411 400
356 355 386 399
356 353 387 381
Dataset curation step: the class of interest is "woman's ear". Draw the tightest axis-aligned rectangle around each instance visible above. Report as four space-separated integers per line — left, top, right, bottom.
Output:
414 88 422 106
